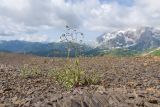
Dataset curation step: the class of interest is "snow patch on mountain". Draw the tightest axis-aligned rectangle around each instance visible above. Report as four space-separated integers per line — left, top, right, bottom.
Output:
96 27 160 50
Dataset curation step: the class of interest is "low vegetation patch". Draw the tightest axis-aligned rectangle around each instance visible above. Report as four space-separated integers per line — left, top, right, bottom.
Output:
53 26 101 89
49 60 100 89
20 64 42 78
101 49 139 57
151 49 160 56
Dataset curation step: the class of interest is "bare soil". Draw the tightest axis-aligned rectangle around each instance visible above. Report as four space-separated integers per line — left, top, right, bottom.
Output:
0 53 160 107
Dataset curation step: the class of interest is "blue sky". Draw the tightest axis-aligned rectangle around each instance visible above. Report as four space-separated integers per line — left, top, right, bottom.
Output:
0 0 160 44
100 0 134 6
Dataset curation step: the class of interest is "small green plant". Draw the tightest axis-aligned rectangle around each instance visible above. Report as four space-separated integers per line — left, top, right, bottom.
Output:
20 64 41 78
52 61 100 89
83 70 101 85
51 25 101 89
54 61 84 89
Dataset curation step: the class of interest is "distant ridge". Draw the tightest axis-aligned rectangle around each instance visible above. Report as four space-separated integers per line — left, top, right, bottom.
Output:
0 40 92 57
97 27 160 51
0 27 160 57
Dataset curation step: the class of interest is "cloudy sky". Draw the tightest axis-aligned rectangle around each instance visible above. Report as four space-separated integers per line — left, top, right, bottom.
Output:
0 0 160 43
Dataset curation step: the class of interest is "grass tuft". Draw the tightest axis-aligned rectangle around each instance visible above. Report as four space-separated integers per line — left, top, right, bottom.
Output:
20 64 42 78
51 60 101 90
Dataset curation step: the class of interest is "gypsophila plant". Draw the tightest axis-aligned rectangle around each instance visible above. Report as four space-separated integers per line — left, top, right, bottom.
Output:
51 62 100 89
53 25 100 89
60 25 84 58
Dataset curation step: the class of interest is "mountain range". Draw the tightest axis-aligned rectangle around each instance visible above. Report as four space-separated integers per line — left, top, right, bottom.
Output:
0 40 92 57
97 27 160 51
0 27 160 57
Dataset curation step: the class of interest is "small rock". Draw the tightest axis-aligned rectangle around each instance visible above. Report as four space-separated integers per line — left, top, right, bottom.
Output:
23 101 30 107
136 83 142 86
27 89 34 95
50 94 63 102
96 86 105 94
143 63 148 67
73 88 83 95
0 69 4 72
127 94 135 99
148 99 158 104
156 85 160 89
0 90 3 94
13 99 26 105
125 99 135 104
34 101 42 107
0 104 5 107
3 88 12 92
136 99 145 106
138 94 145 98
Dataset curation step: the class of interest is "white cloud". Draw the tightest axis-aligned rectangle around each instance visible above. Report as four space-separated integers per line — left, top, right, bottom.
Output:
18 34 49 42
0 0 160 40
0 0 30 11
0 16 37 36
83 0 160 32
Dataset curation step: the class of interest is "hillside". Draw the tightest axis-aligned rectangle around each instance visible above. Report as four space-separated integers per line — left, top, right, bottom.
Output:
151 50 160 56
142 48 160 56
0 40 92 57
150 48 160 56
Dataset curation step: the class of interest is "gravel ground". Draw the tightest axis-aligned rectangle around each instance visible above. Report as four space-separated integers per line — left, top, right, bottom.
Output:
0 53 160 107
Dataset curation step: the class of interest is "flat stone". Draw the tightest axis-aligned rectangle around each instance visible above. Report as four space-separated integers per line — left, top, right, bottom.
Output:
0 104 5 107
148 99 158 104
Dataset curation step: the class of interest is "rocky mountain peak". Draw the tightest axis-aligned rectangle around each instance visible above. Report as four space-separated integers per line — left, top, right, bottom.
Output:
96 27 160 50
